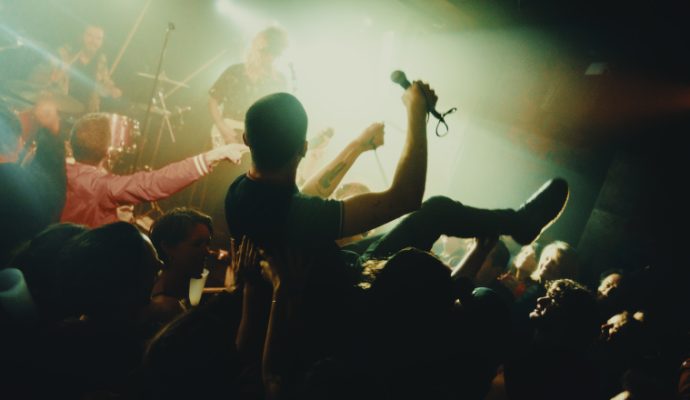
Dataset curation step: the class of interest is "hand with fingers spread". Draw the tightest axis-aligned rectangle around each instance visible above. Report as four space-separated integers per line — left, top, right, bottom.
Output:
225 236 262 292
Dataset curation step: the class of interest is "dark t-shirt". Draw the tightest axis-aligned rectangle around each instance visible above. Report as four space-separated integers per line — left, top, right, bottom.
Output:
68 58 98 108
225 174 343 249
209 63 287 121
226 175 367 366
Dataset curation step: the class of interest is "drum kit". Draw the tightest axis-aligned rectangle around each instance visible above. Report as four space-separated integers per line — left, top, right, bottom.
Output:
0 70 191 173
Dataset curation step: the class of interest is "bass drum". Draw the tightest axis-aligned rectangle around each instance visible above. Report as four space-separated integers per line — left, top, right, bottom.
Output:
106 113 141 173
108 113 140 154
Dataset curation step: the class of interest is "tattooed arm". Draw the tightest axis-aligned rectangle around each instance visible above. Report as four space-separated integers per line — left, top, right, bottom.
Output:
300 122 384 198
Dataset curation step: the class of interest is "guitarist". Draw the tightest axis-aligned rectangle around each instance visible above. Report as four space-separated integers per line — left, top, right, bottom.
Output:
208 27 288 148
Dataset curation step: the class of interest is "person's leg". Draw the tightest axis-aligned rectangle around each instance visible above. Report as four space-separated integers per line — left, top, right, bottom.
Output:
361 178 569 260
361 196 517 260
341 234 384 255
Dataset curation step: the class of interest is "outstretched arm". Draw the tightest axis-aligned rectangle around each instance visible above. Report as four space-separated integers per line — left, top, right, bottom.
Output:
300 123 384 198
103 143 247 207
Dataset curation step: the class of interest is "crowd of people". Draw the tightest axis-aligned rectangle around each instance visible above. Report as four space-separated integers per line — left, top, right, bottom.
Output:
0 24 687 400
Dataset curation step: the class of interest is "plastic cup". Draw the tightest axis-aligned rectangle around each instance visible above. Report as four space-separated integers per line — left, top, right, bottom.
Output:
188 268 210 306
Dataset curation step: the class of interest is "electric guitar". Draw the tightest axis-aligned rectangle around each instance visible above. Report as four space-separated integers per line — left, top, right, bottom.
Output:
210 118 245 149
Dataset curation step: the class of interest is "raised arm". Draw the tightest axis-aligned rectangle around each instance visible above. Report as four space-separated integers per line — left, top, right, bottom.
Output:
300 123 384 198
259 247 311 400
232 237 271 367
26 128 66 222
451 236 498 282
340 82 436 237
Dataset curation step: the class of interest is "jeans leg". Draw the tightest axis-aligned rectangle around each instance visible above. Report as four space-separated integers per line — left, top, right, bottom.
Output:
362 196 517 260
341 233 384 255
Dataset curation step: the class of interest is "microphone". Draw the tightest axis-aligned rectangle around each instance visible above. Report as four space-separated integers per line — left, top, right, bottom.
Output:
390 70 446 123
175 105 192 114
390 70 411 89
175 106 191 125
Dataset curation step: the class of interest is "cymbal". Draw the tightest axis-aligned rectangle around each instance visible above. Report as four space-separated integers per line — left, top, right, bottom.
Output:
0 80 84 114
0 94 32 110
136 71 189 88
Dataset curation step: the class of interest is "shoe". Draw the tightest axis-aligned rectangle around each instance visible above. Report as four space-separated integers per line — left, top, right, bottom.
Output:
511 178 569 245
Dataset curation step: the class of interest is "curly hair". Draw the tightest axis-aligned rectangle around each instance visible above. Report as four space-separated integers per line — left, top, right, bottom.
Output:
70 113 111 165
543 279 600 344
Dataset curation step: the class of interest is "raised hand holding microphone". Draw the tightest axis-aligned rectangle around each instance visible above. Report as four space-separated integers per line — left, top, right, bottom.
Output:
402 80 438 121
392 70 440 118
392 70 453 136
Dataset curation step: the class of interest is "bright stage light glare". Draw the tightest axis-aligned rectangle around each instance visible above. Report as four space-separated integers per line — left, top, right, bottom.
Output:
215 0 233 17
215 0 268 37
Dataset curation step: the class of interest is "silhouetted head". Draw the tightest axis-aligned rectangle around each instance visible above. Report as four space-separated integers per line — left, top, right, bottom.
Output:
57 222 160 321
13 223 88 319
369 248 453 314
244 92 308 172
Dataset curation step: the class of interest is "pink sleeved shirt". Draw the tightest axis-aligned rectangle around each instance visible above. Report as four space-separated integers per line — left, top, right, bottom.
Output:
60 155 210 228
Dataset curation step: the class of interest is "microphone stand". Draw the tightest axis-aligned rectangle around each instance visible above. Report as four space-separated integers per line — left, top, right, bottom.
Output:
149 89 176 167
136 22 175 170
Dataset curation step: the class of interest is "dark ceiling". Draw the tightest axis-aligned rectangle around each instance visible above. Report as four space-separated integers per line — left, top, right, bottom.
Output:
405 0 690 82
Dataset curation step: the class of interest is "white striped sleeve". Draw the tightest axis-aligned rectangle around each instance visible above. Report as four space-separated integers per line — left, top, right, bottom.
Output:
193 155 209 176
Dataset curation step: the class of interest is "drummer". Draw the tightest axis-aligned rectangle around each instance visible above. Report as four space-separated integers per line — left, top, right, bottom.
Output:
51 25 122 113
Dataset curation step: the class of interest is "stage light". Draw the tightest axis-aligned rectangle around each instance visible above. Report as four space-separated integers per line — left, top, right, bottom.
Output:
215 0 267 36
215 0 234 17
